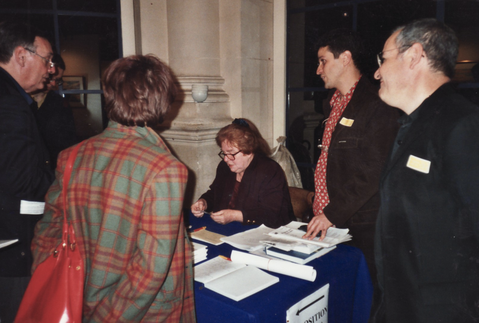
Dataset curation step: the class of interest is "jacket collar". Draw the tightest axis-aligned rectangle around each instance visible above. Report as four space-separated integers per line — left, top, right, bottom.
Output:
0 67 33 105
104 120 169 152
382 83 453 176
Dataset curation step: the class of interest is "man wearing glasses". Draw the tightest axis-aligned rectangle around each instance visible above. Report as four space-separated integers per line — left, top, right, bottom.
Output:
31 53 78 170
302 29 399 313
0 21 55 323
372 18 479 322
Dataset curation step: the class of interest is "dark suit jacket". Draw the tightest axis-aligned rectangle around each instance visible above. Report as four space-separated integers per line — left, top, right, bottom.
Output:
33 90 78 169
0 67 54 277
373 84 479 323
321 77 399 267
201 153 295 228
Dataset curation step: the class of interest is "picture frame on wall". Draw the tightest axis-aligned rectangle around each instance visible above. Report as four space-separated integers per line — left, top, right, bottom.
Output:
63 76 86 108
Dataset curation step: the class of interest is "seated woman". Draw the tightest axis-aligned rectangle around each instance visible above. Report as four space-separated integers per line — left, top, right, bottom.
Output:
191 118 295 228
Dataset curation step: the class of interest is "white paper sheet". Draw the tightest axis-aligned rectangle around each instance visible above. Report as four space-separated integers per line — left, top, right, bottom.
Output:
268 224 351 248
0 239 19 249
220 225 273 251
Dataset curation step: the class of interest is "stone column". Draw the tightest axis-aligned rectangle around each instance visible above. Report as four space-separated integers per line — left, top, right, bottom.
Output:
160 0 232 205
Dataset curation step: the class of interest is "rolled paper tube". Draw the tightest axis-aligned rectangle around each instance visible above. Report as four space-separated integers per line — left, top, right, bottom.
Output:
230 250 317 282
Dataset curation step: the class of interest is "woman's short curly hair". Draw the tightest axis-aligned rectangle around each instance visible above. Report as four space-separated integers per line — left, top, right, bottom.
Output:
102 54 177 128
216 118 271 156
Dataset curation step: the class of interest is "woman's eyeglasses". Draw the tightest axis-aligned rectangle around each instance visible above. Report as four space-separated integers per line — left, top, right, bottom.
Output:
218 150 242 160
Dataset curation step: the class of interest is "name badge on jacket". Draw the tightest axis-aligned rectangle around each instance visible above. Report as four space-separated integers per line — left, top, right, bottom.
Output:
406 155 431 174
339 117 354 127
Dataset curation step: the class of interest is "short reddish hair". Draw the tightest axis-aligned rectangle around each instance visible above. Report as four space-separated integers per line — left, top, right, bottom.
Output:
216 118 271 156
102 55 177 127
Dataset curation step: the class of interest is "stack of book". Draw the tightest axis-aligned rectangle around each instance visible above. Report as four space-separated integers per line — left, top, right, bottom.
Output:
265 245 336 265
193 242 208 264
262 223 352 264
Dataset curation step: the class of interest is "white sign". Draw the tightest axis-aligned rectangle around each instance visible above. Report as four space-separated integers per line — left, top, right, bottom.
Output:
286 283 329 323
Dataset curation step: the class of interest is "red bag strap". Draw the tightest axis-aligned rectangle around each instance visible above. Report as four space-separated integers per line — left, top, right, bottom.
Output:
61 143 84 247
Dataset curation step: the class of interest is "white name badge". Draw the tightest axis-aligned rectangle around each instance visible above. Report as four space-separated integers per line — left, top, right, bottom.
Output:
286 283 329 323
339 117 354 127
406 155 431 174
20 200 45 215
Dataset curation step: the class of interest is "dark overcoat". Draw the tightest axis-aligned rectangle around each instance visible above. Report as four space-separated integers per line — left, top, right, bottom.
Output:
373 84 479 323
0 67 54 277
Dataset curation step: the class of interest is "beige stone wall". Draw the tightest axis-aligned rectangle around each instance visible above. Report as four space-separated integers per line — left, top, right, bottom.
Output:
122 0 280 206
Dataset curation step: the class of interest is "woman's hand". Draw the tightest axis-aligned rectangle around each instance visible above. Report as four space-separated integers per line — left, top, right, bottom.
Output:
191 199 207 217
210 209 243 225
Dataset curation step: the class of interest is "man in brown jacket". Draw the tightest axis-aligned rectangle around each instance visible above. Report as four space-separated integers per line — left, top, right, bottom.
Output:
303 29 399 303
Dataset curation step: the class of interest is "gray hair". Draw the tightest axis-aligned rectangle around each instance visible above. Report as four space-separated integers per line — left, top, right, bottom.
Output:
394 18 458 79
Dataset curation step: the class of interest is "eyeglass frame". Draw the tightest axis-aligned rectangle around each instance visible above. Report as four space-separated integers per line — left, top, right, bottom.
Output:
24 47 55 69
376 45 412 67
218 150 242 160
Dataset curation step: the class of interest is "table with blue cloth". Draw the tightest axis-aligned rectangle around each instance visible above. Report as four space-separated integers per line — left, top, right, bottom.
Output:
187 212 373 323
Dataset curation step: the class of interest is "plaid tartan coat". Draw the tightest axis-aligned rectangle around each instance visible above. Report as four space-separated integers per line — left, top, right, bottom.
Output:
31 121 196 322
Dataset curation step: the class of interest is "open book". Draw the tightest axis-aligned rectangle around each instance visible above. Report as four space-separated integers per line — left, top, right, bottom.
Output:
194 256 279 301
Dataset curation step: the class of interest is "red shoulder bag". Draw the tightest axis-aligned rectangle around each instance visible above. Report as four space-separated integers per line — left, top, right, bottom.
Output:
15 143 84 323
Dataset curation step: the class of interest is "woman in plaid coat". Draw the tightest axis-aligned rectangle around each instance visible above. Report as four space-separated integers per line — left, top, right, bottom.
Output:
31 55 196 322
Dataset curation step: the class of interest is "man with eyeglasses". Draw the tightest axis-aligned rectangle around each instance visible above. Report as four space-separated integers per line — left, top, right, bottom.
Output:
0 21 55 323
372 18 479 323
302 29 399 315
31 53 78 170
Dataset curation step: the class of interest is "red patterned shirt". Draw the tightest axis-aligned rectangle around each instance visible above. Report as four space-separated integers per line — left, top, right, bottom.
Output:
313 80 360 216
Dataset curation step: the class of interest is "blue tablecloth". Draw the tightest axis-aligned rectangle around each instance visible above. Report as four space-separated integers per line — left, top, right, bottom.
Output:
188 213 373 323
